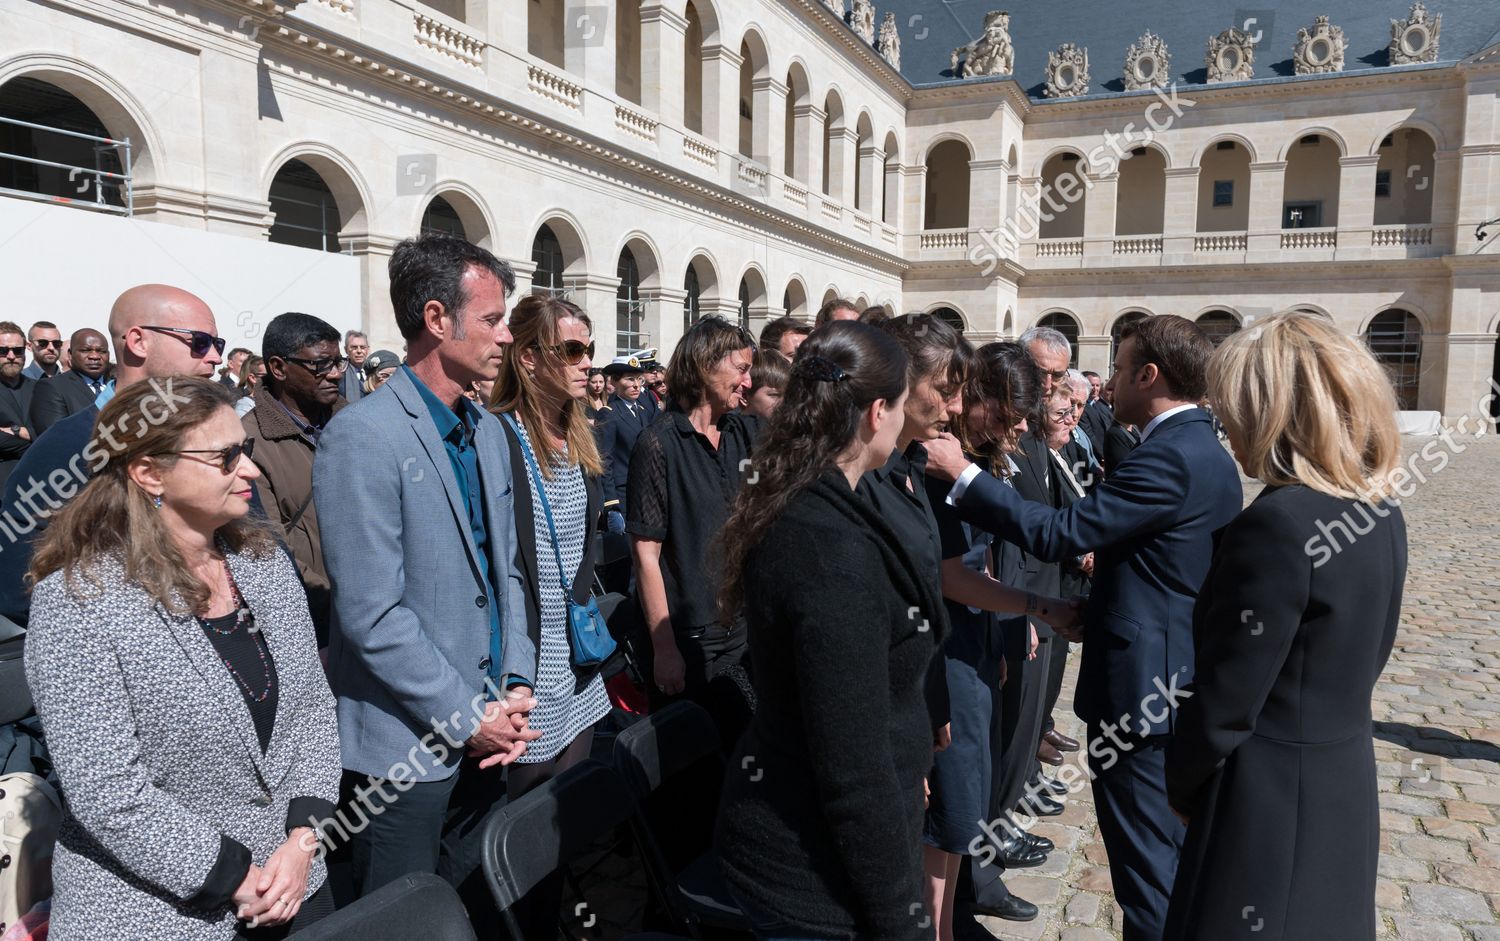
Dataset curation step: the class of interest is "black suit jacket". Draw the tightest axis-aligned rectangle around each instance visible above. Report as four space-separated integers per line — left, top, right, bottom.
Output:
0 375 36 488
29 371 101 436
597 394 653 513
1079 399 1113 449
1103 421 1141 473
1010 434 1061 639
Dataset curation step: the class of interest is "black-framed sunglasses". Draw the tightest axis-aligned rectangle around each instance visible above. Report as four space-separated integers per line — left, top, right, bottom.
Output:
32 338 63 349
159 439 255 473
0 346 25 359
142 325 226 358
284 355 347 377
541 340 595 366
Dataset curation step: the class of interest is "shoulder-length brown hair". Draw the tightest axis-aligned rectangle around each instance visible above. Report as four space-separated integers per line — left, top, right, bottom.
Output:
28 376 278 612
490 294 604 478
665 316 756 409
1207 311 1401 499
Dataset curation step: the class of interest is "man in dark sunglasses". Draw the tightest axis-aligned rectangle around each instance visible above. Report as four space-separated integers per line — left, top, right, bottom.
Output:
23 321 63 380
0 283 228 627
0 320 37 488
29 328 111 436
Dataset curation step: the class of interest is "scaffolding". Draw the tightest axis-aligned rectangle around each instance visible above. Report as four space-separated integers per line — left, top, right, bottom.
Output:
0 114 132 215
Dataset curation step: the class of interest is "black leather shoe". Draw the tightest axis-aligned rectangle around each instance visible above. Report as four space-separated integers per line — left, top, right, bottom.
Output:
1021 831 1054 854
994 832 1047 868
1017 791 1065 817
1038 775 1069 796
970 894 1040 922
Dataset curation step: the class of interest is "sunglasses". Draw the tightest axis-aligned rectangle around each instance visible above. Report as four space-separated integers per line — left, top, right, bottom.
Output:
542 340 595 366
284 355 347 378
32 339 63 349
160 438 255 473
0 346 25 359
142 325 226 358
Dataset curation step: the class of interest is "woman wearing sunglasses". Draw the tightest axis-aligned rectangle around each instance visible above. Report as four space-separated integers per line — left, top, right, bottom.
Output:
23 377 341 940
488 294 611 801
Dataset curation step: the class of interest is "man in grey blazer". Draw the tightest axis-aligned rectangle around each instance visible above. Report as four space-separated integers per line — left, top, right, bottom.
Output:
313 234 539 906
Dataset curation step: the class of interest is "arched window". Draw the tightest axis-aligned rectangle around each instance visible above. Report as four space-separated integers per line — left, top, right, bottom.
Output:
1374 128 1436 226
1195 310 1241 348
931 307 965 334
1037 312 1081 368
924 140 971 229
0 76 129 211
1038 152 1086 239
738 279 751 331
1198 140 1250 232
616 247 644 352
269 159 343 253
1116 146 1166 236
531 224 565 295
683 2 706 135
1283 133 1342 229
420 195 465 238
683 266 702 329
1111 311 1150 364
1364 309 1423 410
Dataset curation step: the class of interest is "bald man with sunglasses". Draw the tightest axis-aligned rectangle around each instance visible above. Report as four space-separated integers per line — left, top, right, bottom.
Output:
0 284 227 625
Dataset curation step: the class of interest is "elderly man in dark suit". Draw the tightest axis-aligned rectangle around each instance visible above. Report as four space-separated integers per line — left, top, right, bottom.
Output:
30 328 110 435
1078 369 1114 447
927 315 1242 941
313 235 538 916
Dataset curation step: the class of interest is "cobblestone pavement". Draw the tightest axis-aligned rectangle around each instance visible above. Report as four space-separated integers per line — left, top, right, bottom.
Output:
971 434 1500 941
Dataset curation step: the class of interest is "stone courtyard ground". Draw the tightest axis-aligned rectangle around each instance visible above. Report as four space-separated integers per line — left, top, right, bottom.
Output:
972 433 1500 941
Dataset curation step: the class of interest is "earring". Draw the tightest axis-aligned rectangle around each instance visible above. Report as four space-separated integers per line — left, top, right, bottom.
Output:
153 494 162 509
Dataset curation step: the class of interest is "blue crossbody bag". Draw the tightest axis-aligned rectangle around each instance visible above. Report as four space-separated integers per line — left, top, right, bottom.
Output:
502 414 617 668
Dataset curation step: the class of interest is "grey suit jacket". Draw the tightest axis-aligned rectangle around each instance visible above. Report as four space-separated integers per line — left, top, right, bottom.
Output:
314 366 534 781
24 546 340 941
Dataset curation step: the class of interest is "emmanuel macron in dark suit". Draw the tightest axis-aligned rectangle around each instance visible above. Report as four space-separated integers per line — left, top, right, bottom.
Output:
925 316 1241 941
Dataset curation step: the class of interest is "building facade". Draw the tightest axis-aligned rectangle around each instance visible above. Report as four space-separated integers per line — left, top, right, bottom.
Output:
2 0 1498 418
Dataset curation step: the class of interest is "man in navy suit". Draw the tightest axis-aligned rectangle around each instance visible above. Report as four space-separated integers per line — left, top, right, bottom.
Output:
926 315 1241 941
597 356 655 529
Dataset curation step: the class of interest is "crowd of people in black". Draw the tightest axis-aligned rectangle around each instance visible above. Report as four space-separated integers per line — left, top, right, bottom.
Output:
0 232 1410 941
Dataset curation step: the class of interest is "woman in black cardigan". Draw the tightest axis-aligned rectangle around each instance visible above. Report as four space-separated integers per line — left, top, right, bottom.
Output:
716 321 940 941
1164 311 1408 940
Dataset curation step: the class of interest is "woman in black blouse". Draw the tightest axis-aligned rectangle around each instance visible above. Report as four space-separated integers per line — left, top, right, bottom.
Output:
716 321 937 941
626 315 759 741
24 378 340 941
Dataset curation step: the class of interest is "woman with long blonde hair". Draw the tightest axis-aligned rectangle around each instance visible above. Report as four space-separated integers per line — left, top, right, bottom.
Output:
488 293 609 800
1164 311 1408 940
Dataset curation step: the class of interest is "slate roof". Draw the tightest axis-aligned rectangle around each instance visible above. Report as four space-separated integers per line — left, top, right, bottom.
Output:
845 0 1500 98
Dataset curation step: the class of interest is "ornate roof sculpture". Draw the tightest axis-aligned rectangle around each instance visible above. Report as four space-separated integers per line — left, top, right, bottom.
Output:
1390 2 1442 64
950 10 1016 78
1044 43 1090 97
1123 31 1170 91
822 0 845 18
1206 25 1257 83
849 0 876 45
1295 16 1347 74
877 12 902 70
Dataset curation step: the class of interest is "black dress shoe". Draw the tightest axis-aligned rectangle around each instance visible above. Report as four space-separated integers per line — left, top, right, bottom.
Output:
994 833 1047 868
1017 791 1065 817
1038 775 1069 796
970 894 1039 922
1021 832 1054 854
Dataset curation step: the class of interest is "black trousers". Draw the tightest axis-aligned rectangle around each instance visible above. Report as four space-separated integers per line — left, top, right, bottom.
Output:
645 624 752 750
1041 638 1071 734
333 757 509 936
970 619 1051 908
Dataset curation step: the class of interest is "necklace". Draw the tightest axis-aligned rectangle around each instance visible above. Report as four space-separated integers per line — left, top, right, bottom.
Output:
199 557 252 634
196 556 273 702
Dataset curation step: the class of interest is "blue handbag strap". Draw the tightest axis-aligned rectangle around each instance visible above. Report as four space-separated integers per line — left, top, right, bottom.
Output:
501 413 574 597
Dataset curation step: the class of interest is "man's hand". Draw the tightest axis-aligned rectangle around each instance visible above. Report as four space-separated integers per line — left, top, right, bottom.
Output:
1079 552 1095 577
933 723 952 753
1047 596 1087 640
923 432 972 483
1028 622 1039 660
468 691 541 769
654 640 687 696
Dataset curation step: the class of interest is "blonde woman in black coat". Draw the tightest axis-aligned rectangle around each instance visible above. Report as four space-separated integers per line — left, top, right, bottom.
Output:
1164 312 1408 940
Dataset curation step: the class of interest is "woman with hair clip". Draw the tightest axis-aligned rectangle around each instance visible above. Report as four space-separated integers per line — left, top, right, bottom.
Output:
922 343 1081 937
715 320 939 941
488 294 611 799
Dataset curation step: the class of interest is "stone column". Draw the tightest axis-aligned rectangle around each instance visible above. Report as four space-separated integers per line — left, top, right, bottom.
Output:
1245 160 1286 257
1160 166 1200 261
1336 154 1380 260
751 75 783 169
700 43 741 147
1083 171 1118 261
639 2 687 126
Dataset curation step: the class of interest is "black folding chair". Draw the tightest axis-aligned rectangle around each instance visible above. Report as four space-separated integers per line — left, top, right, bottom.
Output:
611 702 751 935
293 873 475 941
480 758 693 941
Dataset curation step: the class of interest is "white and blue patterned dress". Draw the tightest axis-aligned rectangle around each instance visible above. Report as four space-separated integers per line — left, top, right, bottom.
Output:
514 420 611 763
